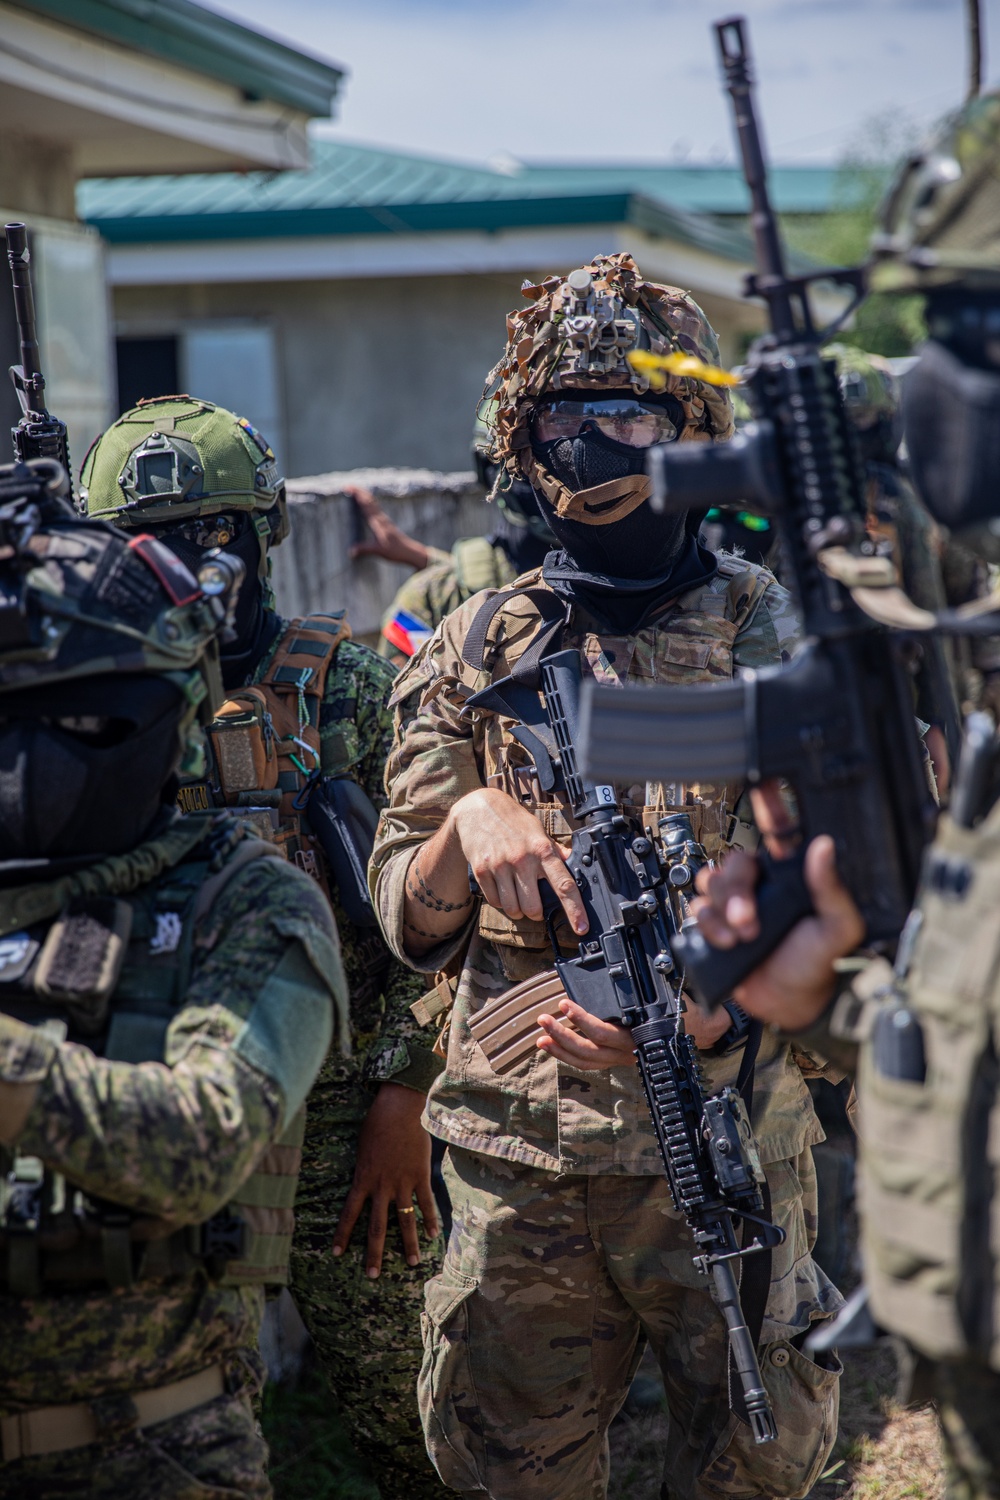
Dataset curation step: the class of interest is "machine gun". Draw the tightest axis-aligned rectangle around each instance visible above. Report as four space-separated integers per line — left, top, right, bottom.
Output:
5 224 71 485
578 16 996 1005
470 646 786 1444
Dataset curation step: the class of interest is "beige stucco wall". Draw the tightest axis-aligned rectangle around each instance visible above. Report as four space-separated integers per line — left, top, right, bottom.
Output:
111 268 762 479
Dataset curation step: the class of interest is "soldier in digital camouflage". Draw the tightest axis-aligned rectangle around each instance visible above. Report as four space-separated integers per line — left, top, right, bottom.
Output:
82 401 445 1497
370 253 843 1499
0 457 345 1497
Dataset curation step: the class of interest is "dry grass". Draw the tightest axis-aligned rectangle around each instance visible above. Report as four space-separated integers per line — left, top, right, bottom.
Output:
608 1342 945 1500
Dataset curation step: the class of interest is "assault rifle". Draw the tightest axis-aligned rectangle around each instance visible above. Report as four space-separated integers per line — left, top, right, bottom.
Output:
578 17 996 1005
5 224 71 485
470 647 786 1445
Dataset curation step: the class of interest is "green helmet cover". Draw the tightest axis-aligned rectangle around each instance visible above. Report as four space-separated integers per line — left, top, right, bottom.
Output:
80 395 288 538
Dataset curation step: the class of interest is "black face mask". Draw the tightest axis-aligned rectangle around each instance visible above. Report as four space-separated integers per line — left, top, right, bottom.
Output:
0 675 184 862
161 522 273 685
530 393 690 581
903 338 1000 533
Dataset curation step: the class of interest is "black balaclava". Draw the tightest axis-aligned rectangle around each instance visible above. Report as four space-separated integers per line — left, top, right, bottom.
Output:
160 517 281 689
530 389 716 631
0 675 184 868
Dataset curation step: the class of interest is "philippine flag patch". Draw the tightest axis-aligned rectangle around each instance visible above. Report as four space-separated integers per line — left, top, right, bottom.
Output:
383 608 434 657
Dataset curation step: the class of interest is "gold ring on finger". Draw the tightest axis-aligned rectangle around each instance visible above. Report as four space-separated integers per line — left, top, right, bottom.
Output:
399 1206 417 1215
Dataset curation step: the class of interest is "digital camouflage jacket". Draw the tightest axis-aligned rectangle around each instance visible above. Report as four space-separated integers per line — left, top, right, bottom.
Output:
0 816 345 1413
371 558 829 1174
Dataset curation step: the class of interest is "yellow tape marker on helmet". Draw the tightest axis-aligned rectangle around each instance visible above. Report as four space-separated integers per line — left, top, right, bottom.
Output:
628 349 741 390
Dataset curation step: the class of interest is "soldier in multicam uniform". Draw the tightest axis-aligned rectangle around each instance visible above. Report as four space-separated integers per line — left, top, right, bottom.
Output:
370 253 842 1500
690 89 1000 1500
80 399 445 1498
0 457 344 1497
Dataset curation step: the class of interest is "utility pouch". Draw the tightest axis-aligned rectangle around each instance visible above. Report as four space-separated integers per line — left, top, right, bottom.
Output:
468 968 572 1075
209 690 278 798
307 775 379 927
34 897 133 1034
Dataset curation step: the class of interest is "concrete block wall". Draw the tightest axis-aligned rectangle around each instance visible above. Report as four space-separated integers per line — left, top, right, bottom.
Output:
270 466 491 640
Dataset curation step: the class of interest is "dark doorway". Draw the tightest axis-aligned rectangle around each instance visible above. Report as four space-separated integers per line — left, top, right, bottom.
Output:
116 336 179 415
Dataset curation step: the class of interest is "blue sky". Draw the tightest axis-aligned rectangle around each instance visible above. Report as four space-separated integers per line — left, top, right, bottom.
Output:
210 0 998 166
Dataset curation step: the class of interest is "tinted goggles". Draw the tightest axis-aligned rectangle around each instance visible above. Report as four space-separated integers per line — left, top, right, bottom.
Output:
531 396 685 448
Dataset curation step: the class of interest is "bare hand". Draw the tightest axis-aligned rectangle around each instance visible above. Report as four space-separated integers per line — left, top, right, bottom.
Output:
331 1082 439 1277
690 834 865 1031
452 788 589 937
536 990 730 1070
346 486 431 571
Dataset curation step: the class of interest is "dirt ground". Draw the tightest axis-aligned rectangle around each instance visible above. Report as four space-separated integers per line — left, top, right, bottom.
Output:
607 1341 945 1500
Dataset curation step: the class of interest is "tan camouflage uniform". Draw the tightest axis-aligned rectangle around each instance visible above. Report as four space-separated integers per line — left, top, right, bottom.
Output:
371 563 842 1500
380 540 516 663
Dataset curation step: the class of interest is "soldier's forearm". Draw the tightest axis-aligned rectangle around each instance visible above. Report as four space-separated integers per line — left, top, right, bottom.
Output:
401 810 476 957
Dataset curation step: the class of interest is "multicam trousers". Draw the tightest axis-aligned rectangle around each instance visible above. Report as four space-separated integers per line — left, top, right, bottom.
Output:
935 1359 1000 1500
0 1391 268 1500
419 1146 842 1500
290 1100 445 1499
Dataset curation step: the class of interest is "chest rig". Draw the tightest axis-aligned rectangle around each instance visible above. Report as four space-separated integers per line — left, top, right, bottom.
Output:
0 817 302 1298
461 562 769 969
191 614 351 892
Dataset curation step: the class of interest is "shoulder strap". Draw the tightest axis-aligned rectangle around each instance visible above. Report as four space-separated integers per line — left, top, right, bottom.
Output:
193 837 284 930
462 585 567 679
259 613 351 772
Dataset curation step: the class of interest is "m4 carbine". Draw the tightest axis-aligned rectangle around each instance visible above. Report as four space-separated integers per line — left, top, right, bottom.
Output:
5 223 72 485
471 647 786 1445
579 17 979 1006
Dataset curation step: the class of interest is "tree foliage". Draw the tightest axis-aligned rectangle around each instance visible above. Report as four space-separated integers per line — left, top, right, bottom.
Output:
780 112 926 357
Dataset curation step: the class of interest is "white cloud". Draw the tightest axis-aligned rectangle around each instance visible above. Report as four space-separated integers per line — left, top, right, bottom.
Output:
207 0 998 164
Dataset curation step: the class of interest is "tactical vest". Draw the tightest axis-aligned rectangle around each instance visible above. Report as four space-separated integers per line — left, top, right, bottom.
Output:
465 559 770 972
0 817 302 1297
186 614 351 892
452 537 515 599
858 802 1000 1369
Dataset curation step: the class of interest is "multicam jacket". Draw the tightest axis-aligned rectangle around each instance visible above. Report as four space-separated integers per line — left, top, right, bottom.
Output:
0 814 345 1412
372 557 828 1174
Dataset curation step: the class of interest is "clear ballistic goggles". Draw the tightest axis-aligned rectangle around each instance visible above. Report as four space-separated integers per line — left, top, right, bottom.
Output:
531 396 684 448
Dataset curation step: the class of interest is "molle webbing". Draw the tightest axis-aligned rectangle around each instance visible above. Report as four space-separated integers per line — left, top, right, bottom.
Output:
258 614 351 818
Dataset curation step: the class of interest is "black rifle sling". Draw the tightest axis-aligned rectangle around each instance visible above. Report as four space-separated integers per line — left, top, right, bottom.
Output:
461 586 567 682
729 1018 773 1425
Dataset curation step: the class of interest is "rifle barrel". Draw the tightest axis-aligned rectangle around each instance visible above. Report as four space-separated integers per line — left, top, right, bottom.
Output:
5 223 43 396
715 18 797 340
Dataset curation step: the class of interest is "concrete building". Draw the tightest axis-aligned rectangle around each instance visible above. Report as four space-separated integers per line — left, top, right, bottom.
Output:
0 0 343 473
78 144 848 477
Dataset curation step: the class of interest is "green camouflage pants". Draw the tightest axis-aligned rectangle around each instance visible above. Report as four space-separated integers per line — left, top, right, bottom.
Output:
420 1146 842 1500
0 1391 268 1500
935 1358 1000 1500
290 1090 445 1499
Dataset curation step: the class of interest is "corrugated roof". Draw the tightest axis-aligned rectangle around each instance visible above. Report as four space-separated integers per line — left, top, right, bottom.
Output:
8 0 345 117
79 139 851 222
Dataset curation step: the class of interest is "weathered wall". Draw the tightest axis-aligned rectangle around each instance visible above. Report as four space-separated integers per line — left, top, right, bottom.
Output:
270 466 489 639
113 272 526 477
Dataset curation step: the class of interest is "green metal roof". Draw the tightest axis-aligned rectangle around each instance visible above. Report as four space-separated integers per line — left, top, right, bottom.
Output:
513 163 863 215
78 141 846 268
7 0 345 116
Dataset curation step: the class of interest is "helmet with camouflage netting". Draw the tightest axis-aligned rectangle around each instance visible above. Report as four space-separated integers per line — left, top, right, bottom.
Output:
870 89 1000 295
482 252 735 520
